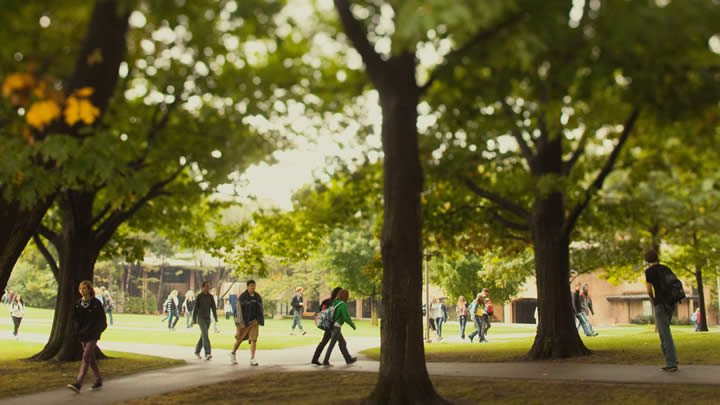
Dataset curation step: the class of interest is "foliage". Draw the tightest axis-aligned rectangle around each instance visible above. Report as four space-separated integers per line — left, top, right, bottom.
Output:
321 224 381 300
6 261 57 308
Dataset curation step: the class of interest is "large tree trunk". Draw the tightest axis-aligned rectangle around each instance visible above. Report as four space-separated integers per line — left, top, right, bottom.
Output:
695 266 709 332
32 192 104 361
528 134 590 359
0 198 53 294
370 54 444 405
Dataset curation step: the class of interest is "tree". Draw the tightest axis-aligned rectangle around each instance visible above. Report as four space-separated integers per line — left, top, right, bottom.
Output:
322 225 382 325
423 0 720 359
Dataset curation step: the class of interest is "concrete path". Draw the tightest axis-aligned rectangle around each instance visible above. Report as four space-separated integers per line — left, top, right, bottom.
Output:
3 329 720 405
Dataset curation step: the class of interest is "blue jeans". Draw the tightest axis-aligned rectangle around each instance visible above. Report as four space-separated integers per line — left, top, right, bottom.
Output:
435 318 444 337
692 320 699 332
655 303 678 367
195 318 211 356
468 315 485 342
459 316 467 338
105 309 113 326
292 311 303 330
577 312 595 336
168 310 179 329
186 310 193 328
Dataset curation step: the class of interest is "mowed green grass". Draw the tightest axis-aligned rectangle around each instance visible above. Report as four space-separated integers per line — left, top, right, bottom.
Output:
120 371 720 405
361 327 720 365
2 304 539 351
0 339 184 399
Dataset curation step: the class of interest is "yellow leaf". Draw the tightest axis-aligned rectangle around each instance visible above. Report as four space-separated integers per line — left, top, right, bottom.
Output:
26 100 61 130
2 72 34 98
14 171 24 184
22 128 35 144
74 87 94 98
87 48 103 65
64 96 100 126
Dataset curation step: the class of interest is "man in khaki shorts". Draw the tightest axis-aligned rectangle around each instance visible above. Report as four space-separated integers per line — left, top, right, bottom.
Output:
229 280 264 366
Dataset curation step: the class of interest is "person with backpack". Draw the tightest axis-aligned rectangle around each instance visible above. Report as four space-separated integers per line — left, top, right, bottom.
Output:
456 296 468 340
66 280 107 393
192 281 218 360
229 280 264 366
468 293 487 343
10 294 24 338
644 248 681 372
431 297 447 340
322 289 358 367
290 286 307 335
312 287 354 365
182 290 196 329
691 308 701 332
481 288 493 338
164 290 180 331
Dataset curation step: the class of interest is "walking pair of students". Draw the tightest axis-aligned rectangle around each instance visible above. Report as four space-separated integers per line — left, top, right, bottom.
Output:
311 287 358 367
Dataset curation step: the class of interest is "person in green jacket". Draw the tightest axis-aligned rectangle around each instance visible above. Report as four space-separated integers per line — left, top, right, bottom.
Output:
322 289 357 367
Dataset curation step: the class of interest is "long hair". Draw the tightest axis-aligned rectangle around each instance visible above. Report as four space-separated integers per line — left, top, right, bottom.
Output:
329 287 342 302
337 289 350 302
79 280 95 297
457 296 466 306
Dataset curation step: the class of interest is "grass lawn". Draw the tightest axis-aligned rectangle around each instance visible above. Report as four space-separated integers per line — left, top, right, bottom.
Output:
361 328 720 365
120 371 720 405
0 339 184 399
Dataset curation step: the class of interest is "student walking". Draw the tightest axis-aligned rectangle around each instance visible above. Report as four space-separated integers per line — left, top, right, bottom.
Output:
229 280 264 366
481 288 493 338
67 280 107 393
290 286 307 335
468 293 487 343
645 249 680 372
210 288 220 333
99 287 113 327
311 287 356 365
431 297 447 340
691 308 701 332
579 284 598 336
10 294 24 338
182 290 196 328
192 281 218 360
456 296 468 340
224 299 233 320
322 289 357 367
164 290 180 331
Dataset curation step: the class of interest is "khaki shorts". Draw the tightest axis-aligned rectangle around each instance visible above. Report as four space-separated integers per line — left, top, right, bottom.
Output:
235 320 259 342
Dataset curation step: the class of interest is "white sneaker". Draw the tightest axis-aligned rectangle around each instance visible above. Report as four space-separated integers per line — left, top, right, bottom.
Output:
205 354 212 361
249 358 258 366
195 353 202 360
229 352 237 365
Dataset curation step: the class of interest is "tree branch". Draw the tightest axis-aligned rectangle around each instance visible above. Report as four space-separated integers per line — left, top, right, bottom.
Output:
563 107 641 237
563 130 591 175
502 100 535 168
32 233 60 281
92 203 113 227
488 209 530 232
420 11 526 94
95 164 187 246
37 224 62 250
334 0 385 86
464 178 530 220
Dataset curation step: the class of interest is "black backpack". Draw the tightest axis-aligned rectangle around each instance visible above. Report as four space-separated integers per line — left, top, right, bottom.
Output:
664 270 686 303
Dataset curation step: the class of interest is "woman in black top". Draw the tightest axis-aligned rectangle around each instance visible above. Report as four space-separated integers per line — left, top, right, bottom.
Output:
67 280 107 393
311 286 356 366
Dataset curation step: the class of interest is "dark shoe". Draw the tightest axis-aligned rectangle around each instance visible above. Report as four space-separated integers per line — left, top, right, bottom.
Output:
592 332 599 336
90 382 102 391
346 357 358 365
66 383 81 393
311 360 322 366
662 366 679 372
322 362 333 368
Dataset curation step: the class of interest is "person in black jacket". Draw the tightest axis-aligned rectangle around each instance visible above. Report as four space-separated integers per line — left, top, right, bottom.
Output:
192 281 218 360
229 280 264 366
311 286 357 366
290 286 307 335
67 280 107 393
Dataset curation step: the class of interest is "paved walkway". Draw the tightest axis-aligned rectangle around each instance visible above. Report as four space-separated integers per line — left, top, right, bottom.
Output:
2 330 720 405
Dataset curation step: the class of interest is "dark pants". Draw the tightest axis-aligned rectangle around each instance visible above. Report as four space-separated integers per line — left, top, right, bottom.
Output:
459 315 467 338
76 340 102 385
468 315 485 342
435 318 444 337
321 326 352 364
429 318 436 331
11 316 21 335
168 310 179 329
482 314 491 335
195 318 211 356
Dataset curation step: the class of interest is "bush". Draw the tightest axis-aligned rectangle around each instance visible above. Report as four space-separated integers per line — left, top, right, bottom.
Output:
146 295 158 314
126 297 146 314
